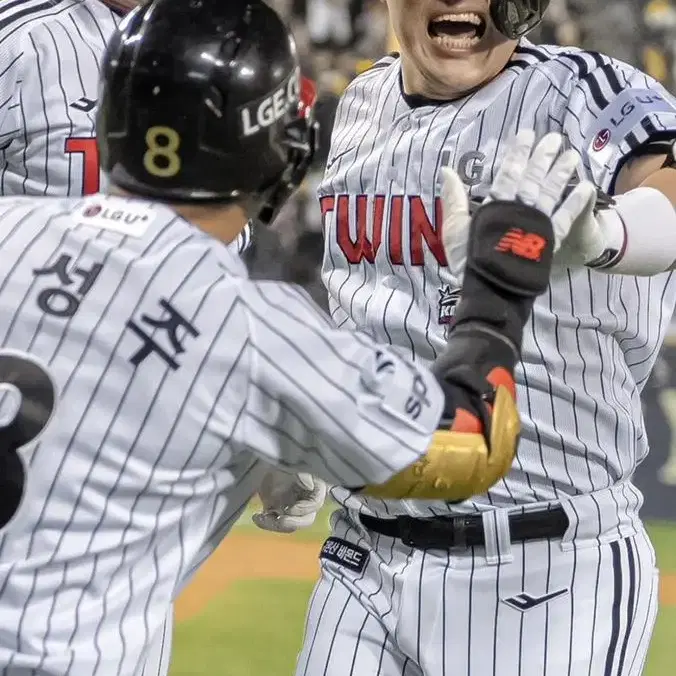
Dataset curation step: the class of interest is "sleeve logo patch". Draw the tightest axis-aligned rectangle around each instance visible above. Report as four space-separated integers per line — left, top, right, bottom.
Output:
592 128 611 152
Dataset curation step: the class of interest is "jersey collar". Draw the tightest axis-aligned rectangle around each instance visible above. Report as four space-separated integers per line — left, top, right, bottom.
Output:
398 39 531 109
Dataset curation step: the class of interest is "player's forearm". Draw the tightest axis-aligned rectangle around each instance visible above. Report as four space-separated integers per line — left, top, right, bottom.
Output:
636 166 676 208
360 316 521 501
584 154 676 276
359 382 519 501
636 168 676 272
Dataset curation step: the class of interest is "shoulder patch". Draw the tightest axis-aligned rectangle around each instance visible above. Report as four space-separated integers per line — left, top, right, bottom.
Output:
587 87 676 157
74 196 154 237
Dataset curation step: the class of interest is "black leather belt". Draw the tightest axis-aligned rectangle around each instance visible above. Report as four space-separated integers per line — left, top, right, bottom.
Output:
360 506 569 550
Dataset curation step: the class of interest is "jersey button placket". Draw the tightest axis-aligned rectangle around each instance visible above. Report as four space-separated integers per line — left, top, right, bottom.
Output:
387 117 411 183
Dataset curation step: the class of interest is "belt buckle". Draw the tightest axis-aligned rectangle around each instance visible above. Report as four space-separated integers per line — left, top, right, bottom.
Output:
449 516 471 550
397 516 418 547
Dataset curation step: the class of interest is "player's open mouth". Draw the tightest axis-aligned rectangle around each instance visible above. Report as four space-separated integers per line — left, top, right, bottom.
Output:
428 12 486 50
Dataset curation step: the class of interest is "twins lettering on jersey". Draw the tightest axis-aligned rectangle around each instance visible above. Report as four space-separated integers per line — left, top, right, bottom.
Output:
321 148 488 267
320 194 447 266
64 137 100 195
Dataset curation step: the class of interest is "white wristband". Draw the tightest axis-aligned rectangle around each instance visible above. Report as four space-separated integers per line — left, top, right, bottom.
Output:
593 187 676 276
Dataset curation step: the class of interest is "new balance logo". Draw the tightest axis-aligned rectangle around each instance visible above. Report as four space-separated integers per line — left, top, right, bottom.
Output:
70 97 97 113
494 228 547 262
501 588 569 612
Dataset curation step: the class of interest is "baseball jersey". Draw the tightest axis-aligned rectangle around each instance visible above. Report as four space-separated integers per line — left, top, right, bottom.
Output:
321 39 676 523
0 193 443 675
0 0 120 197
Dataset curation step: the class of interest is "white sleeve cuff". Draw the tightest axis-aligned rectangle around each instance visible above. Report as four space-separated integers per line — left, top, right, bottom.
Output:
601 187 676 276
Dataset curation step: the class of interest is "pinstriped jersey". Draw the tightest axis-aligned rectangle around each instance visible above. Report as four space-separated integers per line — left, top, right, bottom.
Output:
0 0 120 197
0 193 443 675
321 39 676 520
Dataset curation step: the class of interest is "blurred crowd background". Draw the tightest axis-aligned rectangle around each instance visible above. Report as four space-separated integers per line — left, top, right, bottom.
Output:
246 0 676 311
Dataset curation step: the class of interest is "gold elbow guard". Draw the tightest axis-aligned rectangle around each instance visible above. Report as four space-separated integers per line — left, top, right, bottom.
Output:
361 385 520 501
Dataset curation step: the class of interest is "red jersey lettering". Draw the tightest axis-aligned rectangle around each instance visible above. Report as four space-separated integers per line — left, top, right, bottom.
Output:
64 137 100 195
324 194 447 266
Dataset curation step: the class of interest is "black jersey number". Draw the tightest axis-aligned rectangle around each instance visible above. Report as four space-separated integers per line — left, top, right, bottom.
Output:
0 352 56 528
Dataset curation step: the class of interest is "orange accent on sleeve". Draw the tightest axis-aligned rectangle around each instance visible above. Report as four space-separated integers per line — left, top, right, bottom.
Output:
486 366 517 400
451 408 483 434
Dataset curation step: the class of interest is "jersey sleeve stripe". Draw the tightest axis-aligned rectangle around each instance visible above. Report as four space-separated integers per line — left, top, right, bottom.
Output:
0 95 13 114
598 62 624 95
641 117 660 136
562 52 594 78
0 0 68 33
513 43 549 62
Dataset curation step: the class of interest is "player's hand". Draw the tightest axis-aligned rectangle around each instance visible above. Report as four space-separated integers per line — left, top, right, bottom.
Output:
441 130 597 279
552 186 614 267
252 470 328 533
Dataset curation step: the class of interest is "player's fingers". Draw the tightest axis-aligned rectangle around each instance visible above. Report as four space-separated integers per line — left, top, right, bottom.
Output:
516 132 563 207
252 512 286 532
441 167 470 223
551 180 596 248
536 149 581 217
252 511 299 533
294 473 328 501
294 473 317 492
252 511 316 533
283 497 324 516
489 129 535 201
280 513 317 530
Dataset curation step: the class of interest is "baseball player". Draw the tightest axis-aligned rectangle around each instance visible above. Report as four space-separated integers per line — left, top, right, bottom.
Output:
280 1 676 675
0 2 182 673
0 0 595 673
0 2 255 672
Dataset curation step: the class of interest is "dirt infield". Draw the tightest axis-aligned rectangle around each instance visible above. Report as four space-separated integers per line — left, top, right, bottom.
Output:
175 533 321 622
176 533 676 622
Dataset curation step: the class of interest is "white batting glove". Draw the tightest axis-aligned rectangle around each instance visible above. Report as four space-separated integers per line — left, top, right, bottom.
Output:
553 187 613 267
252 470 328 534
441 130 597 280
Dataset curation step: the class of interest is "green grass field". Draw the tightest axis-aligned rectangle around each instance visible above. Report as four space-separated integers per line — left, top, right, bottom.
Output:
170 510 676 676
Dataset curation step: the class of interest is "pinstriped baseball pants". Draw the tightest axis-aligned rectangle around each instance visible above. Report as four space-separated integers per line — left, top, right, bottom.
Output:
295 509 659 676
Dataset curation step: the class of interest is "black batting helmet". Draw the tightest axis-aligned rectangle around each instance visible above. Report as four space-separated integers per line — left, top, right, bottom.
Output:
97 0 317 225
490 0 550 39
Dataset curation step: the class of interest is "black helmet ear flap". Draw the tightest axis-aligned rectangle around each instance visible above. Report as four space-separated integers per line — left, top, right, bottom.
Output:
257 76 319 226
490 0 550 40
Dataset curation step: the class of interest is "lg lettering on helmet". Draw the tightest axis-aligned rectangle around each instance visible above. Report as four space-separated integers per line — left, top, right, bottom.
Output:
239 69 301 138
